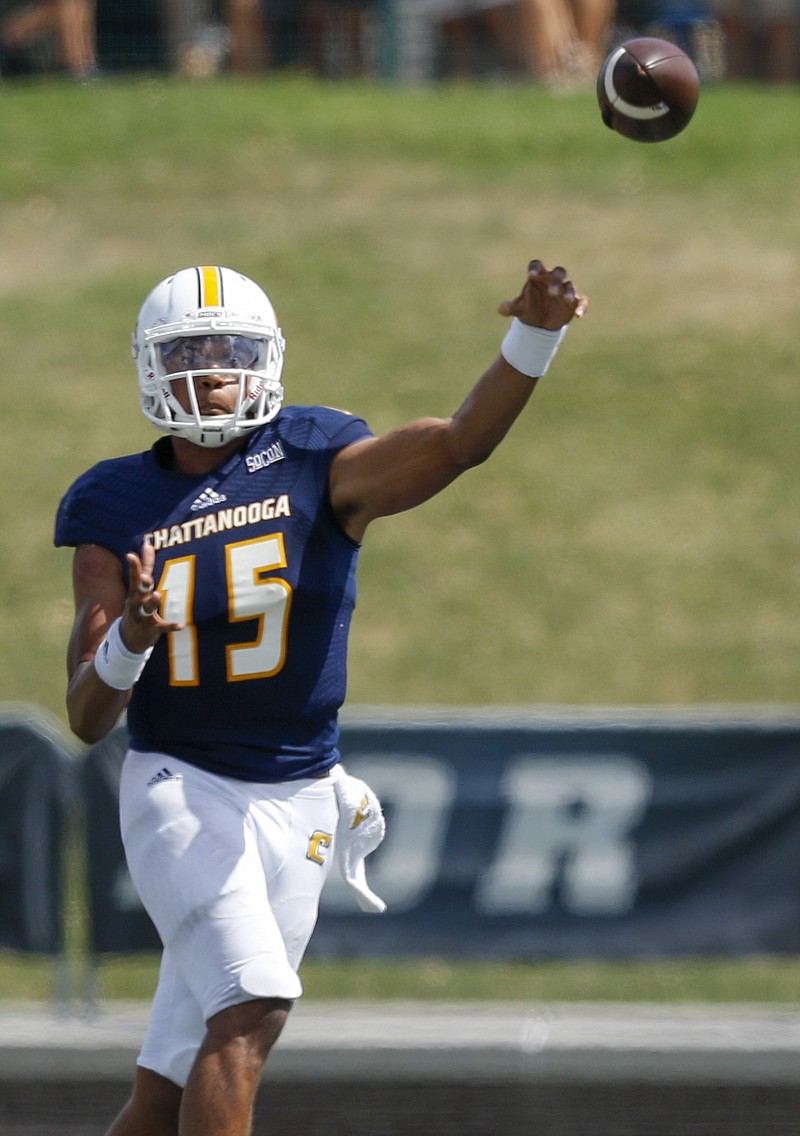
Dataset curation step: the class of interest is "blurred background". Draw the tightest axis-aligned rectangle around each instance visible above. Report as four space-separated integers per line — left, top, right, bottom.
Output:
1 1 800 1133
1 0 799 85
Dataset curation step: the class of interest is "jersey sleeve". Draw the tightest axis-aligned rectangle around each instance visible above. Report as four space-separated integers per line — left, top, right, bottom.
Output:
303 405 373 452
54 457 143 562
307 406 373 504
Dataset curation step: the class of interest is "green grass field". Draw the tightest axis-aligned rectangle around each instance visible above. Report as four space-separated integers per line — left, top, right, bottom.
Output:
5 950 800 1005
2 76 798 724
0 75 798 1003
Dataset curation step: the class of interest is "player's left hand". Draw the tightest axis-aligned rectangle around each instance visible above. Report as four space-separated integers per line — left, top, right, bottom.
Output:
498 259 589 330
121 542 183 654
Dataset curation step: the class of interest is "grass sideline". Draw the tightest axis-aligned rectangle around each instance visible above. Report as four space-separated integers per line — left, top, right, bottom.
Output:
4 951 800 1005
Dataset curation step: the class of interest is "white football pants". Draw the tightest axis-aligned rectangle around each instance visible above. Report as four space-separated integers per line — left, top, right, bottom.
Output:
119 750 338 1087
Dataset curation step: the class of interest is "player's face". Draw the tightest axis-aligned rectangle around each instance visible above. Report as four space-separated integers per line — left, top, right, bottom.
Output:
160 335 261 416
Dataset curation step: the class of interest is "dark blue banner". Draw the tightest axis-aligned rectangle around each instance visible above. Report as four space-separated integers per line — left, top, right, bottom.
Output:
0 706 77 954
81 727 161 954
315 709 800 958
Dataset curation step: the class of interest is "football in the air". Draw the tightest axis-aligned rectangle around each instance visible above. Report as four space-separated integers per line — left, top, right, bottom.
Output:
597 36 700 143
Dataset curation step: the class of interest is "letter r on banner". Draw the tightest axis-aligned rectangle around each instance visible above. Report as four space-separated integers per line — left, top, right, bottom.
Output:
475 755 652 916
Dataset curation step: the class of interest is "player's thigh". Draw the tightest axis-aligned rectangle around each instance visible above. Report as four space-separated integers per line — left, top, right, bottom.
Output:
137 948 205 1089
119 753 252 942
119 752 302 1016
251 776 339 968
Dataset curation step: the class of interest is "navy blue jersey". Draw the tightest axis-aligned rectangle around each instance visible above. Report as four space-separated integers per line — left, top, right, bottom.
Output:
54 405 373 782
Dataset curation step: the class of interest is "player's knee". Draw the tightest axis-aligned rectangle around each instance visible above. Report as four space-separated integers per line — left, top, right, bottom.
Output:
206 996 292 1059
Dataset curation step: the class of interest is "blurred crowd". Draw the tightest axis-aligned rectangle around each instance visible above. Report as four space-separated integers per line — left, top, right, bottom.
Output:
0 0 798 82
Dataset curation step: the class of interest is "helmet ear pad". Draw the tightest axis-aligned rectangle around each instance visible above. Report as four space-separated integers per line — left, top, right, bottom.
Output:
133 266 285 448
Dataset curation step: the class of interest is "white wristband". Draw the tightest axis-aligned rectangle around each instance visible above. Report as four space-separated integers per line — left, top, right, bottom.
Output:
500 318 568 378
93 617 154 691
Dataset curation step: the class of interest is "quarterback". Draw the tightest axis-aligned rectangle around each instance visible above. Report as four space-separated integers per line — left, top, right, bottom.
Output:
55 259 587 1136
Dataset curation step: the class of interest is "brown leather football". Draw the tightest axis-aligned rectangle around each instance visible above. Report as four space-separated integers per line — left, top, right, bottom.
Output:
597 37 700 143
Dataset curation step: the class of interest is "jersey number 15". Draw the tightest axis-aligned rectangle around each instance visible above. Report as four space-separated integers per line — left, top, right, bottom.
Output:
156 533 292 686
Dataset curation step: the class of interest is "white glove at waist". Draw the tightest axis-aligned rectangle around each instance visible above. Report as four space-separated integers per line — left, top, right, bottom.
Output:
331 763 387 914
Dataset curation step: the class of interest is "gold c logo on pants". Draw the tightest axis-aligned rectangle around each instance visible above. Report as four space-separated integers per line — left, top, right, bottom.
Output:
306 830 332 865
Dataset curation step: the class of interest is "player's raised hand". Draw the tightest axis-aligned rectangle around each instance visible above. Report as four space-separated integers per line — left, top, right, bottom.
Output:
498 260 589 330
122 543 183 652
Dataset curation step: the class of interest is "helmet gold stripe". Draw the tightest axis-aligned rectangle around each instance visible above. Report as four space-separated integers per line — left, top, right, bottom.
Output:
198 265 223 308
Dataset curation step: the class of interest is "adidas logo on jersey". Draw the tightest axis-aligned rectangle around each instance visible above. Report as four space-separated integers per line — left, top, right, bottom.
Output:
190 487 228 511
147 767 183 788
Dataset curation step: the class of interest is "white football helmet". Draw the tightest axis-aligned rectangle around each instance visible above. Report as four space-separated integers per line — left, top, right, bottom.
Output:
132 265 285 448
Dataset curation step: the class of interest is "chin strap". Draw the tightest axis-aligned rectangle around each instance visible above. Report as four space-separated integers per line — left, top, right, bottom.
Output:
330 764 388 914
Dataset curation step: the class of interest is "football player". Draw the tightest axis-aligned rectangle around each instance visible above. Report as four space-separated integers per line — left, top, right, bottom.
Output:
55 259 587 1136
